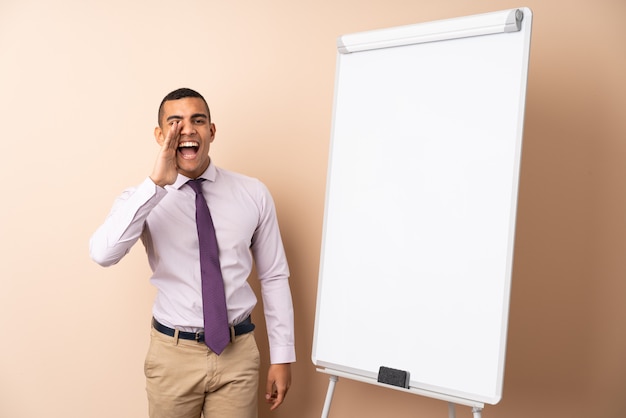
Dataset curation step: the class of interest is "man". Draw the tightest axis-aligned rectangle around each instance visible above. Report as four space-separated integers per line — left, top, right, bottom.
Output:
90 88 295 418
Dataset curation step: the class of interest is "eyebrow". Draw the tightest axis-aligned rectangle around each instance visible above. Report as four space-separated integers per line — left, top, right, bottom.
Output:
166 113 209 122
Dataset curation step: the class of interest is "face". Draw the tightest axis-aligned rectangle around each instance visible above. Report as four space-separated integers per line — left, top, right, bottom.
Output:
154 97 216 179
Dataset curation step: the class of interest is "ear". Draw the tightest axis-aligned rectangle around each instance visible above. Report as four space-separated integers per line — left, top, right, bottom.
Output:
154 126 164 146
209 123 216 143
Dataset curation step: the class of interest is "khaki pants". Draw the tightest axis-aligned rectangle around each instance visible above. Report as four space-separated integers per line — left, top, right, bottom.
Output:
144 327 260 418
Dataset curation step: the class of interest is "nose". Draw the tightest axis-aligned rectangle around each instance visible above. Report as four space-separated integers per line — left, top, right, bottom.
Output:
179 120 196 136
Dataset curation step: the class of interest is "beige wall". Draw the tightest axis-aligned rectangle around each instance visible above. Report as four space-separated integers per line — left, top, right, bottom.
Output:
1 1 624 417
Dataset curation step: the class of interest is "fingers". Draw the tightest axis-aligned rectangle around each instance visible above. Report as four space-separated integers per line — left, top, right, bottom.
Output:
163 121 181 151
150 121 182 187
265 364 291 411
265 385 287 411
265 378 277 409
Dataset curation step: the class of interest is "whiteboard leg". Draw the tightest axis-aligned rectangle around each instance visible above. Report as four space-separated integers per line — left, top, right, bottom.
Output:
472 406 483 418
321 375 339 418
448 403 456 418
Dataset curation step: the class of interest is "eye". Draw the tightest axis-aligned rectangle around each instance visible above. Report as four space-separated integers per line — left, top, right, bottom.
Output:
194 118 206 125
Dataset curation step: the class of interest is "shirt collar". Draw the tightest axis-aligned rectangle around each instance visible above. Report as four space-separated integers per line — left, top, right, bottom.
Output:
169 160 217 190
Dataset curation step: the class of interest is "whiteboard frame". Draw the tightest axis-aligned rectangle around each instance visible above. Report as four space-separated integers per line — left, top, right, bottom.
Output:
312 7 533 407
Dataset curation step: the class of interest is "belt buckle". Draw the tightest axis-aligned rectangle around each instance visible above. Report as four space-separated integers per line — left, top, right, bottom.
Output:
195 331 203 342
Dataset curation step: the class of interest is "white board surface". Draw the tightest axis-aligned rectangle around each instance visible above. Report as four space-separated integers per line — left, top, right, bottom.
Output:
312 8 532 405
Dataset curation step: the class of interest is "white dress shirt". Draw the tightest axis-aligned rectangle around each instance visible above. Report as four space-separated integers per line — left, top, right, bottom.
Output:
90 162 295 364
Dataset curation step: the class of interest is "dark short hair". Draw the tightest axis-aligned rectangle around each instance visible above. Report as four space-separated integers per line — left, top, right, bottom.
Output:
158 88 211 127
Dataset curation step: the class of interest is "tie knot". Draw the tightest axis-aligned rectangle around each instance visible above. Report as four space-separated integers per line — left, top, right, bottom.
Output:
187 178 205 195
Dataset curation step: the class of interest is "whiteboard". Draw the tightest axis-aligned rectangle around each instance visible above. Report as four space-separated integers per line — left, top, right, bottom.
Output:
312 8 532 405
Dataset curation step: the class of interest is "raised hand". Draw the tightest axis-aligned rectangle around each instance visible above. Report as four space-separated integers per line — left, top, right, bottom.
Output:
150 121 182 187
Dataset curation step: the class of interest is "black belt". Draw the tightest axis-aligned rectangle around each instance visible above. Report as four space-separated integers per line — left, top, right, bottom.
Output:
152 316 255 343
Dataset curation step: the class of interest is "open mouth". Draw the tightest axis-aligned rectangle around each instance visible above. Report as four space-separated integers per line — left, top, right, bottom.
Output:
178 141 199 159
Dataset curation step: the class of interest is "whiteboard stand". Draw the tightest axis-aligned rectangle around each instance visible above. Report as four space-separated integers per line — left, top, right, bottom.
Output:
321 374 339 418
313 6 532 418
448 403 456 418
318 368 484 418
473 406 484 418
448 403 483 418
